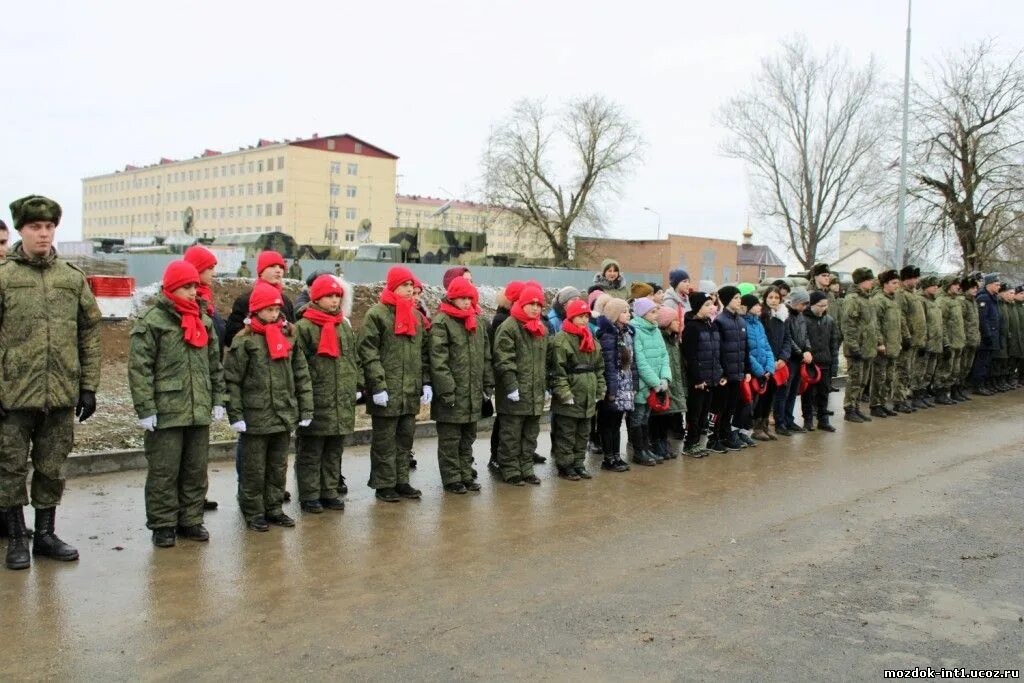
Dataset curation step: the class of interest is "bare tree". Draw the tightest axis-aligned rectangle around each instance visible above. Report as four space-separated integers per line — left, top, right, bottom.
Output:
482 95 643 266
909 40 1024 272
718 36 887 269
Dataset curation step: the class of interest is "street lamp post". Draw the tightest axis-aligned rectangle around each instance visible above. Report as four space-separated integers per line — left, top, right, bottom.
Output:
643 206 661 240
895 0 912 268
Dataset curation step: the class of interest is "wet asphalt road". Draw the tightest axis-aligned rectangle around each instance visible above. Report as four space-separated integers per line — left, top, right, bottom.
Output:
2 390 1023 681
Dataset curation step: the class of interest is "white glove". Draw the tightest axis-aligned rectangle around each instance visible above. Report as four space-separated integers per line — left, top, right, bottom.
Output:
212 405 226 421
356 391 363 401
657 380 669 393
507 389 520 402
564 397 575 406
483 392 492 401
373 391 389 407
298 419 312 427
230 420 247 433
421 385 433 405
138 415 157 432
545 390 552 400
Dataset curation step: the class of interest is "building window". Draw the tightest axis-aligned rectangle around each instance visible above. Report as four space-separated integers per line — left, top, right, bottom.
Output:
213 167 219 178
248 183 254 195
219 208 225 219
257 160 264 172
229 186 235 197
247 205 253 217
347 163 358 175
330 183 340 196
276 179 283 192
204 168 210 179
230 165 236 176
248 162 254 173
330 161 340 174
188 171 194 181
272 203 279 215
345 208 357 220
265 181 272 194
345 230 355 242
267 158 274 171
329 207 339 219
346 185 357 198
327 139 336 151
203 188 209 199
759 267 767 281
277 156 284 169
228 207 235 218
354 142 363 154
257 205 263 217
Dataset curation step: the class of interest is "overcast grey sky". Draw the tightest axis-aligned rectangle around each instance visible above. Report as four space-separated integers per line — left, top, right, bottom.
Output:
2 0 1020 260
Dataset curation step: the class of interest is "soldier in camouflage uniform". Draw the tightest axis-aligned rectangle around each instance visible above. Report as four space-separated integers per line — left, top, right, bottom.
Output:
842 267 880 423
895 266 926 411
918 276 944 406
1 196 101 570
0 219 9 259
869 270 907 418
129 260 227 548
959 276 981 394
236 260 252 278
935 276 966 404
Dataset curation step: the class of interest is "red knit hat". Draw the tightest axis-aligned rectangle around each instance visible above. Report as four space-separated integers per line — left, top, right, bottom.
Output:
412 275 424 292
257 250 286 276
163 260 200 292
442 266 470 289
504 281 525 303
446 276 477 301
386 266 416 292
564 299 590 320
249 280 284 313
518 284 545 307
183 245 217 273
310 274 344 302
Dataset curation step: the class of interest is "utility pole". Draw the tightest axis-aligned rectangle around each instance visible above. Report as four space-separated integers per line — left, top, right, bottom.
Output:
895 0 912 268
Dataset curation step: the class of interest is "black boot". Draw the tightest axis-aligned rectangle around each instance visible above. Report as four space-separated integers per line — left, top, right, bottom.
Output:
934 390 955 406
628 426 655 466
844 408 864 423
32 507 78 562
869 405 889 418
5 507 30 570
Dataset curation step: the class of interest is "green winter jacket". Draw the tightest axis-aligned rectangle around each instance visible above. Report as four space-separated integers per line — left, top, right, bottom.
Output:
547 330 605 419
631 316 671 404
842 288 881 360
662 329 687 415
921 293 944 354
995 301 1010 359
872 291 905 359
938 292 966 350
961 293 981 347
0 244 102 411
224 328 314 434
493 316 548 417
896 289 927 349
429 310 494 424
358 302 430 417
1010 303 1024 359
128 296 226 428
294 309 361 436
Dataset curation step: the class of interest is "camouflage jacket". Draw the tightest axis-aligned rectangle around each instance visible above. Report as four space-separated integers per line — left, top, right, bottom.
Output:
872 290 907 358
960 293 981 347
493 316 548 417
938 292 966 350
428 310 494 424
921 293 944 354
842 288 881 360
547 329 606 419
358 303 431 417
0 243 102 411
294 309 361 436
128 296 226 428
896 289 927 349
224 328 314 434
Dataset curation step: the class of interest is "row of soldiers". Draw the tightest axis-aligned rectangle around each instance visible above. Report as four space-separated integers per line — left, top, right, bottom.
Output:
830 264 1023 423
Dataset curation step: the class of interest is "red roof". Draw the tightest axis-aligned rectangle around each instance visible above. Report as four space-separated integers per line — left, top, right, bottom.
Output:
288 134 398 160
201 149 221 157
395 194 488 211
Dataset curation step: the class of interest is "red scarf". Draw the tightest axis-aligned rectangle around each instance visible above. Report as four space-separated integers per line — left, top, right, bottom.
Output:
196 284 215 316
439 302 477 332
163 289 208 348
302 307 344 358
510 301 547 338
380 288 419 337
562 319 595 353
250 317 292 360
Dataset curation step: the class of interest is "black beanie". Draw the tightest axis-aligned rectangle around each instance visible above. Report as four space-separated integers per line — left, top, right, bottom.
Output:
717 285 741 307
809 291 828 307
740 293 760 309
689 291 709 311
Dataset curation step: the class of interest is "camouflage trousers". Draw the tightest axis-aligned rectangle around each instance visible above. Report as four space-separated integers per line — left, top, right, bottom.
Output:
238 432 290 521
935 349 962 390
550 413 589 471
0 408 74 509
436 421 477 485
960 346 977 385
917 352 939 391
896 348 923 401
497 413 540 481
144 426 209 530
870 354 898 407
368 414 415 490
844 358 873 410
295 434 345 502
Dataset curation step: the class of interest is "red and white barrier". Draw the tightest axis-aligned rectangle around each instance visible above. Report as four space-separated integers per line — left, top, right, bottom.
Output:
87 276 135 320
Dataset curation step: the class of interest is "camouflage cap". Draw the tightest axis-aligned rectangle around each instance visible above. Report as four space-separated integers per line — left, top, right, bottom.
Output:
851 267 875 284
920 275 940 289
10 195 61 230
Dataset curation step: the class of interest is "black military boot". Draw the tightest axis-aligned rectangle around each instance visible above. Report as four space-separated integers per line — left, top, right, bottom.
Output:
395 483 422 499
893 400 913 414
32 508 78 562
934 390 955 405
844 408 864 423
817 414 837 432
921 390 937 407
912 391 929 409
5 507 30 570
883 404 899 417
869 405 889 418
855 407 873 422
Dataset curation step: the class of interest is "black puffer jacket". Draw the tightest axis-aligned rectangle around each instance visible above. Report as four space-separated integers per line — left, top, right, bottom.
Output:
680 312 722 385
785 305 811 359
761 309 791 362
803 310 839 366
714 309 749 382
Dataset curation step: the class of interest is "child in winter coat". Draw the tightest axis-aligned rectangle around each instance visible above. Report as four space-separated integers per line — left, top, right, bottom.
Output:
129 260 227 548
595 297 634 472
782 288 814 433
742 294 776 443
680 292 723 457
293 275 360 513
430 277 494 494
710 286 750 453
629 298 672 466
650 305 687 459
224 281 314 531
493 283 548 486
759 285 792 438
359 267 433 502
548 299 606 481
801 291 839 432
